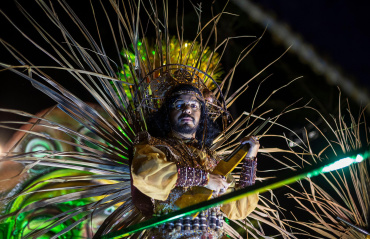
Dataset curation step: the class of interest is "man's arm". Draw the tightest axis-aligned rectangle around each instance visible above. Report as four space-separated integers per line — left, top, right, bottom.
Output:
132 143 215 201
131 143 178 201
220 136 260 219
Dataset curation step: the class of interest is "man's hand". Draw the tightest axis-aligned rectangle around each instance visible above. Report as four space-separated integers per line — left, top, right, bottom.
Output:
240 136 260 158
204 174 230 194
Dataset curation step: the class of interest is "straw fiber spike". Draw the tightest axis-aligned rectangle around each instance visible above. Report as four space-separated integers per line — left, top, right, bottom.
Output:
283 95 370 238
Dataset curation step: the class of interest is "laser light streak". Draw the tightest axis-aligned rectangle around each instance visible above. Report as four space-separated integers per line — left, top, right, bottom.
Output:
322 154 364 173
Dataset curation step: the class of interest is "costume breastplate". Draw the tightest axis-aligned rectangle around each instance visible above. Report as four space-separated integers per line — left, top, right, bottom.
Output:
150 136 224 238
132 132 225 238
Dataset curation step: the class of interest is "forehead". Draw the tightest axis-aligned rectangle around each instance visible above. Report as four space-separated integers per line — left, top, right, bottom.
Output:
175 93 199 101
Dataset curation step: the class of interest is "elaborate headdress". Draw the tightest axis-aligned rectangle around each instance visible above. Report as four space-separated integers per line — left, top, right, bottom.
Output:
139 64 228 120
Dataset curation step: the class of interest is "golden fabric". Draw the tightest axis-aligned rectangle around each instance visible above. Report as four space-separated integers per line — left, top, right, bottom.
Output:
220 191 259 219
131 132 259 219
131 144 178 200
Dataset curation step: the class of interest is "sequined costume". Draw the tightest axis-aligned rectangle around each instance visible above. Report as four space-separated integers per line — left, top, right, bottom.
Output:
131 131 259 238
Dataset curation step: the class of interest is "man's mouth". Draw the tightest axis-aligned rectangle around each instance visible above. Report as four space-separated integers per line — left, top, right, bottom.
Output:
179 115 194 123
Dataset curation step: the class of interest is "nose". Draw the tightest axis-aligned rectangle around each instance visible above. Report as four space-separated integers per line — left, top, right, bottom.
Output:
182 105 192 114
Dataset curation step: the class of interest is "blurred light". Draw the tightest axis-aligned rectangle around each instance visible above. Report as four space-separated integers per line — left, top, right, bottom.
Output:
308 131 317 138
322 157 354 172
322 154 363 173
25 138 55 157
104 206 115 215
355 154 364 162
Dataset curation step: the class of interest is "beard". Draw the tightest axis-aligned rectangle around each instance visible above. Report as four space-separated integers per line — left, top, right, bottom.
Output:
172 115 198 134
173 122 197 134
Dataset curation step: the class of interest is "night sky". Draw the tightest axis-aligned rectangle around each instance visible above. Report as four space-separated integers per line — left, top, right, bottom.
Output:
255 0 370 89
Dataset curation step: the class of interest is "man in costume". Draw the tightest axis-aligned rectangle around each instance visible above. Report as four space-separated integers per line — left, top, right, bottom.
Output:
0 1 280 238
131 82 260 238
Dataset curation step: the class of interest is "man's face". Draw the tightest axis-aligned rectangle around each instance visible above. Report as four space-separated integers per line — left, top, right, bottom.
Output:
169 93 201 136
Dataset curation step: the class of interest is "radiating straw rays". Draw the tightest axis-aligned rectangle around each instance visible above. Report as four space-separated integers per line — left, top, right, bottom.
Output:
0 1 318 238
284 98 370 238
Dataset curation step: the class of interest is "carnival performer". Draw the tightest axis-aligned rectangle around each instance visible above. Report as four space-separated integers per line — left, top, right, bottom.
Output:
131 83 260 239
0 1 284 238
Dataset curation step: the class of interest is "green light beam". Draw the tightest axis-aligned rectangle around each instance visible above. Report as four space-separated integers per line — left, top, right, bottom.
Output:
102 148 370 238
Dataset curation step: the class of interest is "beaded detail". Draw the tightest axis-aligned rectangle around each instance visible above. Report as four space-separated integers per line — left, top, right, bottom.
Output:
134 131 219 171
176 167 209 187
238 158 257 188
150 208 224 239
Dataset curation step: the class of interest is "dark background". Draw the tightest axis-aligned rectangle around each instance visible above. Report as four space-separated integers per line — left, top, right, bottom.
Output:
1 0 369 146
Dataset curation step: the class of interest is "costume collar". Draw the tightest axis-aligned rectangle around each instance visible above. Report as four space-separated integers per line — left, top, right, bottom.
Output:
169 131 198 144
